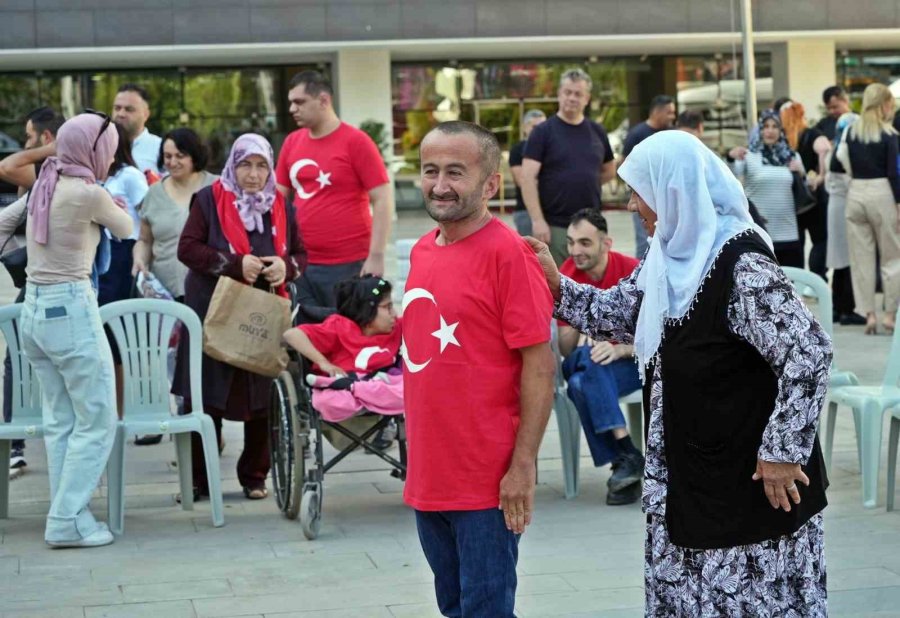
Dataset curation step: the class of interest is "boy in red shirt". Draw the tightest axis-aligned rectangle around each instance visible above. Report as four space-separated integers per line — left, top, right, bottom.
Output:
558 209 644 505
275 71 392 321
403 121 554 617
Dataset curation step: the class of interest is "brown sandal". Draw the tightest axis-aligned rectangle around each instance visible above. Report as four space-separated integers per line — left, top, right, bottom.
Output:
243 486 268 500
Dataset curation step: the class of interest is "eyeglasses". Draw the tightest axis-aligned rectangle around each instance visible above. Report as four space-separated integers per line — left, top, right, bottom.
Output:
83 108 112 152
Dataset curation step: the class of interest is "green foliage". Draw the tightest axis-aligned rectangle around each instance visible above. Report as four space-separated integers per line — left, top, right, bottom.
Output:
359 119 390 160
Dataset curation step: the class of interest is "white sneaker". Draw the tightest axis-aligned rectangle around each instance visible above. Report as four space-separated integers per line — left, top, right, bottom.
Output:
8 452 26 480
47 524 114 549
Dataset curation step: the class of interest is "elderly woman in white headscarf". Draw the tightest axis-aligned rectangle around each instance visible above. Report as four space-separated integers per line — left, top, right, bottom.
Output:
528 130 832 616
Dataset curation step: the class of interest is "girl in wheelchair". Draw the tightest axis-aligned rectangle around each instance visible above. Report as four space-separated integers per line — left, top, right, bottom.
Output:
283 275 403 427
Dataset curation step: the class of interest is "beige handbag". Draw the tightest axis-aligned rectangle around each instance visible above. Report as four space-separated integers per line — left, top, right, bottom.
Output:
202 276 291 378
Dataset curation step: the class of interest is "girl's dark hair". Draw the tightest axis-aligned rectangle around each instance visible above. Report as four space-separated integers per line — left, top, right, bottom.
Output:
334 275 393 327
109 122 137 176
157 127 208 172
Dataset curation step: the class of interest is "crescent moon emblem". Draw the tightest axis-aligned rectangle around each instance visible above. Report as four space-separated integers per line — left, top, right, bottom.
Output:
354 346 390 371
401 287 438 373
289 158 320 200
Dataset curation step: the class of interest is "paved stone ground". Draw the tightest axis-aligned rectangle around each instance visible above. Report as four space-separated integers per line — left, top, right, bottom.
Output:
1 210 899 617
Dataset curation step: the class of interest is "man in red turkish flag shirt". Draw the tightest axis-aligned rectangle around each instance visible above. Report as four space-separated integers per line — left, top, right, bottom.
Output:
402 121 555 617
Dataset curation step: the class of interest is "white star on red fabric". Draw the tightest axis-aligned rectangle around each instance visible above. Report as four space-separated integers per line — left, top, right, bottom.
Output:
431 315 460 353
316 170 332 189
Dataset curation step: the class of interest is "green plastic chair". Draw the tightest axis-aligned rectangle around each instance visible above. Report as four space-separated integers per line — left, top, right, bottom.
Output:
550 321 642 500
100 299 224 533
0 304 43 519
886 407 900 511
782 267 863 476
826 306 900 508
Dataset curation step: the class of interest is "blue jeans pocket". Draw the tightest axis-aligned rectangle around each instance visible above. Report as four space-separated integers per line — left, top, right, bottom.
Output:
39 313 75 356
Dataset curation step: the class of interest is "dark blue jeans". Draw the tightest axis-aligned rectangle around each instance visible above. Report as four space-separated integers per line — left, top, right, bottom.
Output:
562 347 641 467
415 508 519 617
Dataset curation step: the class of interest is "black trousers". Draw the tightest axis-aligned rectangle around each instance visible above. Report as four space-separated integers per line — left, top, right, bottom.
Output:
774 241 804 269
797 191 828 280
832 267 857 316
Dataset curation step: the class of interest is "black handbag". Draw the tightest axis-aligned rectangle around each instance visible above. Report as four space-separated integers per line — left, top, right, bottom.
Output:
791 171 817 216
0 192 29 289
0 238 27 289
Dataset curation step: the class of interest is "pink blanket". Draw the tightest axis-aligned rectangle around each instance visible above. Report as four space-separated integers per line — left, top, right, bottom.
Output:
309 372 404 423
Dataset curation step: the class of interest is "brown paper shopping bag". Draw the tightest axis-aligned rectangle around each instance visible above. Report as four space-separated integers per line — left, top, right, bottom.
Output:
202 276 291 378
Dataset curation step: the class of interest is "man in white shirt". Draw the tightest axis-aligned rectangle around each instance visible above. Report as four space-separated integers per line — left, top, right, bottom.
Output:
112 84 162 175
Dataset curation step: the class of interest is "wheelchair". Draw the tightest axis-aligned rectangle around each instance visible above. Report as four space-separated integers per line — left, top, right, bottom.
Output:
268 293 407 540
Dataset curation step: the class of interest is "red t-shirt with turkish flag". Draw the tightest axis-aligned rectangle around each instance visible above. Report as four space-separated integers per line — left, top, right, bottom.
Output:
275 123 389 265
298 314 402 374
557 251 639 326
402 218 554 511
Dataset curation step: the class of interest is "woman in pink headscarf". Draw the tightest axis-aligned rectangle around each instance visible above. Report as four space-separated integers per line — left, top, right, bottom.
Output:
21 112 133 548
174 133 306 502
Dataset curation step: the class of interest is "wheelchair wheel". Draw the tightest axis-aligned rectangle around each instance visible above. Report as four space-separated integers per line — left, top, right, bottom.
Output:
300 482 323 540
269 370 304 520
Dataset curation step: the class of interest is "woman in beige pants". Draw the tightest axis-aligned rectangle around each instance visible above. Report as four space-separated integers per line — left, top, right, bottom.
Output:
839 83 900 335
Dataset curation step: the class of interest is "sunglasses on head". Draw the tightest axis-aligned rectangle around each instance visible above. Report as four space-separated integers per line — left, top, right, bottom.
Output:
83 108 112 152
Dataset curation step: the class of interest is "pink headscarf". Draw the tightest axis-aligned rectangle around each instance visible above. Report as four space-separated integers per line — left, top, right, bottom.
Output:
28 113 118 245
219 133 277 233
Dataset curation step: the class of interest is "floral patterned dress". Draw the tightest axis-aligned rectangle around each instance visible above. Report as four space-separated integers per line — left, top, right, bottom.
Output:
555 247 830 617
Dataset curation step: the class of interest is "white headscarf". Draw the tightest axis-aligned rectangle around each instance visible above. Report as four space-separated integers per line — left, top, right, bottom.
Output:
617 131 773 375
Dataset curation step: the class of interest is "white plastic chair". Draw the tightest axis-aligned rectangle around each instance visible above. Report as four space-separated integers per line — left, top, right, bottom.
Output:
886 407 900 511
100 299 224 533
550 321 642 499
0 304 42 519
827 306 900 508
781 267 863 475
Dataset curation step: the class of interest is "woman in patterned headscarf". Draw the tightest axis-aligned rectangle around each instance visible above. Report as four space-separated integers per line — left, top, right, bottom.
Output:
528 130 832 617
728 109 806 267
173 133 307 502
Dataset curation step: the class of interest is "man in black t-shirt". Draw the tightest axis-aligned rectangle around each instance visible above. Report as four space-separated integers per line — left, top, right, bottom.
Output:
621 95 676 258
814 85 851 141
520 68 616 265
509 109 546 236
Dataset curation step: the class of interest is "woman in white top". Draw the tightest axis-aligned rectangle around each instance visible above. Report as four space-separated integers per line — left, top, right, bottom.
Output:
133 128 216 300
20 113 133 548
728 109 805 267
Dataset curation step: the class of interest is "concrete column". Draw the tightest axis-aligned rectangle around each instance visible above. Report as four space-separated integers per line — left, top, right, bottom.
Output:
770 38 837 123
334 49 393 152
333 48 396 209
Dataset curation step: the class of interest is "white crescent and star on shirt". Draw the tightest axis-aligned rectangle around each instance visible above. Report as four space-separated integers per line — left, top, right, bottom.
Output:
289 158 332 200
400 287 461 374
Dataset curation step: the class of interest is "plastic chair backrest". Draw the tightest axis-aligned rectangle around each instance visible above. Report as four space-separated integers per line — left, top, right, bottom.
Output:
0 304 42 422
549 320 567 392
781 267 834 339
99 299 203 417
881 307 900 388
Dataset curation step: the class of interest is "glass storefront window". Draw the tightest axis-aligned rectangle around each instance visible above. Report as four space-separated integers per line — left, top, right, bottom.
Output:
838 51 900 108
0 64 327 172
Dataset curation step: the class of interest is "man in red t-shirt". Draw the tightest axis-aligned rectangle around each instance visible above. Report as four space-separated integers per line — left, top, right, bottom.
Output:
275 71 392 320
558 208 644 505
403 121 554 616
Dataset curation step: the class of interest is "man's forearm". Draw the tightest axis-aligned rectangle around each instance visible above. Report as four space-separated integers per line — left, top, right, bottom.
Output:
520 175 544 223
511 343 555 467
368 190 393 258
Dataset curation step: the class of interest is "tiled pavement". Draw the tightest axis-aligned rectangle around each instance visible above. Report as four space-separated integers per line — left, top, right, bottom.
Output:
1 211 899 617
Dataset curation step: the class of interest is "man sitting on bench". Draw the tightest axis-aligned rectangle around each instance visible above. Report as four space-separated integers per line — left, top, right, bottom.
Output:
558 209 644 505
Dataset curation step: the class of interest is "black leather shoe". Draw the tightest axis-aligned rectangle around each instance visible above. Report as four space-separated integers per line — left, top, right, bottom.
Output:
608 452 645 492
840 313 868 326
606 481 641 506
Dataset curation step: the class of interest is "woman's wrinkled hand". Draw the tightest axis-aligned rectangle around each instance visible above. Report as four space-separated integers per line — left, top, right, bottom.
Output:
524 236 561 300
241 254 265 284
752 459 809 512
260 256 286 287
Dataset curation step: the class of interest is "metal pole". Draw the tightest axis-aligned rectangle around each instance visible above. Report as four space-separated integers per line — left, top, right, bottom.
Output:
740 0 757 127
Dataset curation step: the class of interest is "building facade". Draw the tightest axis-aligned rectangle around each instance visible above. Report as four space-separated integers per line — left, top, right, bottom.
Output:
1 0 899 205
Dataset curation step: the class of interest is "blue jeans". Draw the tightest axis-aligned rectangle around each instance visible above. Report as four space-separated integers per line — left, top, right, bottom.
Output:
562 347 642 467
415 508 519 617
20 280 117 542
